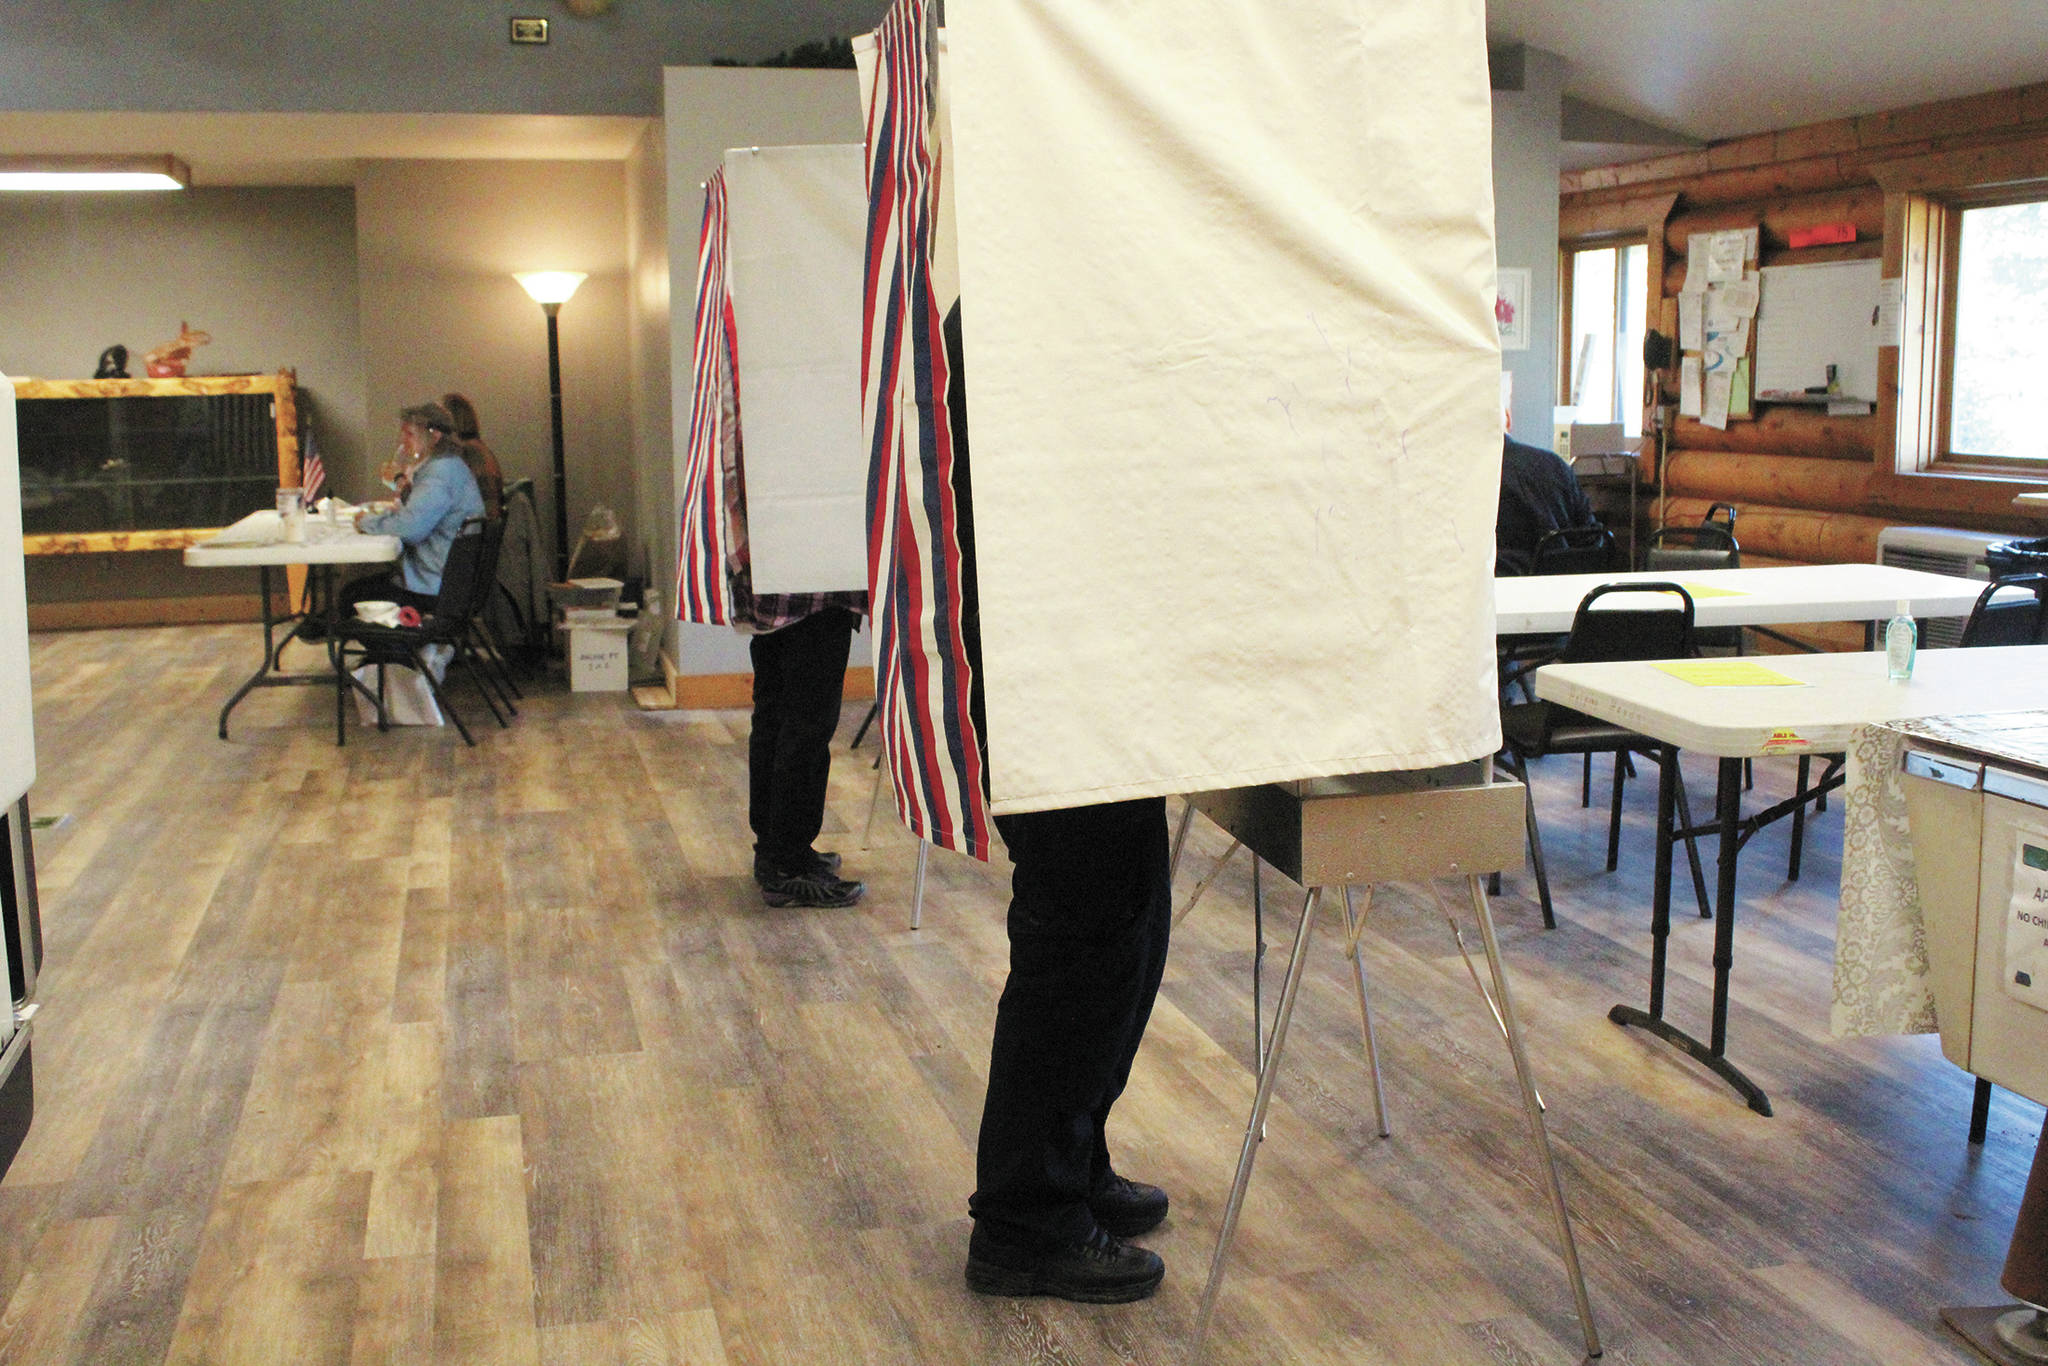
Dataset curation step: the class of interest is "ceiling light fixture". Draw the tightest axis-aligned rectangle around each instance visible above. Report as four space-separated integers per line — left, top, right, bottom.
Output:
0 154 191 192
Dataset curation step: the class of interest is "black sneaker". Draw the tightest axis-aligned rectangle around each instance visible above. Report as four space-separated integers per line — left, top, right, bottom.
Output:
1089 1173 1169 1238
758 869 865 909
754 850 843 882
965 1223 1164 1304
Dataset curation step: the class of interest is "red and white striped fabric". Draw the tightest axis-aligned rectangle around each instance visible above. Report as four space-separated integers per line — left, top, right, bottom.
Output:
857 0 994 860
299 447 324 505
675 168 736 626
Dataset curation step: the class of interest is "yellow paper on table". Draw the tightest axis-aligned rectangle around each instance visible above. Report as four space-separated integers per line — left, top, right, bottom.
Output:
1676 581 1749 599
1654 659 1806 687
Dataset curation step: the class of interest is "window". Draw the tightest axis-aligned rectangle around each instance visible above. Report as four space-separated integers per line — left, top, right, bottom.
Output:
1875 146 2048 512
1561 241 1648 439
1945 197 2048 464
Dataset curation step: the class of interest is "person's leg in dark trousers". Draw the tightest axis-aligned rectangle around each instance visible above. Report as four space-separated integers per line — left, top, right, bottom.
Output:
747 607 861 893
966 796 1171 1301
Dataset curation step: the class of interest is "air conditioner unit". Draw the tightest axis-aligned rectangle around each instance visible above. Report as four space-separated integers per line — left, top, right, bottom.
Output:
1876 525 2003 648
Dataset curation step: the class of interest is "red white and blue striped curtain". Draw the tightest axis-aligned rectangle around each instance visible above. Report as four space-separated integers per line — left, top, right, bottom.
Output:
859 0 994 860
675 168 736 626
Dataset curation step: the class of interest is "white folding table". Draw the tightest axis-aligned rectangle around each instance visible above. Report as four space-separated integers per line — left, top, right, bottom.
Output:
1494 562 1988 639
1534 645 2048 1114
185 510 400 740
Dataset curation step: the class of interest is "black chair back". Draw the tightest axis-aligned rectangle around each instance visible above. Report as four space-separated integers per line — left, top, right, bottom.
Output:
1643 523 1740 574
1558 581 1696 666
1961 572 2048 648
1533 524 1616 576
1702 502 1739 535
423 518 492 642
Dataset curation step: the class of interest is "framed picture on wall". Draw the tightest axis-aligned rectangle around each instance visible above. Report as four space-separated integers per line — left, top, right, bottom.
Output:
1496 267 1531 352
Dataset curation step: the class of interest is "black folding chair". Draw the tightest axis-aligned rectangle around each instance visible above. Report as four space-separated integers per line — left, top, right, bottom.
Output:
333 518 506 747
1498 582 1711 928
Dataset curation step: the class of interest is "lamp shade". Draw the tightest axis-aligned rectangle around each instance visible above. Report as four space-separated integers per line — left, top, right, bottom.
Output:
0 154 189 192
514 271 588 306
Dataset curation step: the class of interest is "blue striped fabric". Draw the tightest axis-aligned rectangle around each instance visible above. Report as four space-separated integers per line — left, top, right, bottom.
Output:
860 0 994 860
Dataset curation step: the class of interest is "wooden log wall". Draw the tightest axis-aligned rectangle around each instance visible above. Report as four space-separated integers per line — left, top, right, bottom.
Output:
1562 80 2048 576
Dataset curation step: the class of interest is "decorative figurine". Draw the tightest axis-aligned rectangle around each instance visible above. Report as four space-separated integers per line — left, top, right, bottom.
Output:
93 344 129 379
142 321 211 378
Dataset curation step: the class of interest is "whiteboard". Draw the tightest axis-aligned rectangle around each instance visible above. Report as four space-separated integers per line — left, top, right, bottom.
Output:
724 144 868 595
1755 258 1882 404
0 377 33 810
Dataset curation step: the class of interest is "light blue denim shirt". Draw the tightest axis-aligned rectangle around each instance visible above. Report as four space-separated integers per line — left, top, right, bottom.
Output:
358 451 485 596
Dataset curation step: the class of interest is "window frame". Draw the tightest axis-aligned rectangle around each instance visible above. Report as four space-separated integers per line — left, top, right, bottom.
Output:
1873 143 2048 517
1557 232 1651 429
1932 188 2048 473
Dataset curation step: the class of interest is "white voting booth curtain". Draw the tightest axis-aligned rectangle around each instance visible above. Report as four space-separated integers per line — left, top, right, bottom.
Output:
0 379 32 811
726 146 869 595
861 0 1504 841
674 148 869 624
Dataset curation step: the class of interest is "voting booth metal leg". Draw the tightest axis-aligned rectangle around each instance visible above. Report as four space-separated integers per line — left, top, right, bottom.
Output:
1195 886 1322 1351
1251 858 1269 1074
1175 838 1241 926
1193 877 1599 1361
1462 874 1601 1359
911 840 929 931
1339 886 1391 1138
1169 799 1195 884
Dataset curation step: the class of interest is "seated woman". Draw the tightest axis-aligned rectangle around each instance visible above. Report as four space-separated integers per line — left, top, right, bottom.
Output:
339 401 486 619
442 391 505 518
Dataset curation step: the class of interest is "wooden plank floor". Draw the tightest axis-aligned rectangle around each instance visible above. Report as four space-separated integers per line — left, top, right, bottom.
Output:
5 623 2039 1365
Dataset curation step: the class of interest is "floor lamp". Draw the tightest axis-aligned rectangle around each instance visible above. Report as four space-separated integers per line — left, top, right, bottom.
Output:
514 270 587 582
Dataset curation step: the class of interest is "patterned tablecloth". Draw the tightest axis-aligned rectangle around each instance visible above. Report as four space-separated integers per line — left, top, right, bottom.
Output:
1833 710 2048 1037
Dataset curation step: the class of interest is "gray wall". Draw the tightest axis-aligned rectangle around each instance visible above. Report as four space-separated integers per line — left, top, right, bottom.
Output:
0 186 366 603
1491 45 1566 449
0 1 888 117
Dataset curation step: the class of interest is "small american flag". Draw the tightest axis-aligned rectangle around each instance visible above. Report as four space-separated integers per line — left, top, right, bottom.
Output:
300 446 325 504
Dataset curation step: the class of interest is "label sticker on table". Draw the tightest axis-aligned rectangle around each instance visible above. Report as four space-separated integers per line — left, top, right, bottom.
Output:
2005 836 2048 1012
1653 660 1807 687
1675 582 1751 599
1761 727 1812 753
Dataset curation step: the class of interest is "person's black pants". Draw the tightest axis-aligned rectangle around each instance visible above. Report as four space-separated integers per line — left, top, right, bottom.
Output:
969 796 1172 1246
747 608 859 874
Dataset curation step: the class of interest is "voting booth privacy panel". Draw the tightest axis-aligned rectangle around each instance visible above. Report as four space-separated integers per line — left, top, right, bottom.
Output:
1 381 31 812
859 0 1505 857
675 145 869 625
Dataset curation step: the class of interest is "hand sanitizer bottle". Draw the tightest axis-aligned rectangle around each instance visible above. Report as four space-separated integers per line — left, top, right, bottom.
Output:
1885 600 1916 681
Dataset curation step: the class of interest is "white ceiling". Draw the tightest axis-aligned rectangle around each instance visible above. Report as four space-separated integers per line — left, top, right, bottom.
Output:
0 112 650 187
4 3 2047 185
1490 0 2048 154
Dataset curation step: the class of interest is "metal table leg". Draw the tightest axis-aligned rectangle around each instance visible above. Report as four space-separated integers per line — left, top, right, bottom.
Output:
1610 753 1773 1115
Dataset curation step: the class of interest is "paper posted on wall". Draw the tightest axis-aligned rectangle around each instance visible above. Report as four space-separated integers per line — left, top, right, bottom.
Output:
1702 369 1732 430
1680 355 1702 418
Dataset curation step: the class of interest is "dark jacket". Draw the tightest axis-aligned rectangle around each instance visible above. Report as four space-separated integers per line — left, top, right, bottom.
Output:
1494 435 1597 576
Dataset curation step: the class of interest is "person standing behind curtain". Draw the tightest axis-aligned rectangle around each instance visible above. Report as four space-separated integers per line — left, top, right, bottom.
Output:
442 392 505 518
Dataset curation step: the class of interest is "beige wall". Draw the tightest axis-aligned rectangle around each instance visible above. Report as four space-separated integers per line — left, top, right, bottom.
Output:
355 159 635 582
